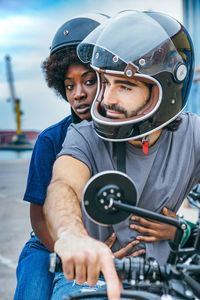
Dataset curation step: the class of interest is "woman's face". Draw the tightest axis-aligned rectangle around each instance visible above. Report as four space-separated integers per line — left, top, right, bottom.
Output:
64 64 97 120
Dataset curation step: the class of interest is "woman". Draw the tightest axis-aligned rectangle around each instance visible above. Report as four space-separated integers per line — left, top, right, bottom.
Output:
13 14 109 300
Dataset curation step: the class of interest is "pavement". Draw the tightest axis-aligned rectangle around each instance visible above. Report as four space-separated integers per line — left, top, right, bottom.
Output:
0 160 31 300
0 159 199 300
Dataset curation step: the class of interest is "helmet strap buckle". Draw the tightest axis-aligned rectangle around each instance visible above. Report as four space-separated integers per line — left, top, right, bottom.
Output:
142 135 151 155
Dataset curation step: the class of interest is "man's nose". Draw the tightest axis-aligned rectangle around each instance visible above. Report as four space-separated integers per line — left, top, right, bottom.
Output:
103 86 118 105
74 84 86 100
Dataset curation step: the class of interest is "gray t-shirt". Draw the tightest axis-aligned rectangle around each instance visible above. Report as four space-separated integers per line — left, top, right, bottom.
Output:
58 112 200 265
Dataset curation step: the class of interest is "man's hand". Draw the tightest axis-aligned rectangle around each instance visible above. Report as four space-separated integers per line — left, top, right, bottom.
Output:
54 230 121 300
104 232 145 258
44 156 121 299
129 207 178 242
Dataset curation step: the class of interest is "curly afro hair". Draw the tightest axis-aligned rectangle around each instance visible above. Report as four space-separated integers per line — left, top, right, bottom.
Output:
42 46 90 101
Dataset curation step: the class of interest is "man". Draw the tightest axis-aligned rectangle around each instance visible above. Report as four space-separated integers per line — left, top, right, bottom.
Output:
44 11 197 300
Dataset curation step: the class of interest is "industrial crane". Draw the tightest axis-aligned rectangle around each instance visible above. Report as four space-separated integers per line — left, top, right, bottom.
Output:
5 55 29 146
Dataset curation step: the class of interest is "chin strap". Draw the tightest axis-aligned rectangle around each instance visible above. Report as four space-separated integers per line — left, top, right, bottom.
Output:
142 135 151 155
114 142 126 173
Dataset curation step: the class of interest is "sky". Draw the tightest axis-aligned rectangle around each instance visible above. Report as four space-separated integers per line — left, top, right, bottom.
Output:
0 0 183 132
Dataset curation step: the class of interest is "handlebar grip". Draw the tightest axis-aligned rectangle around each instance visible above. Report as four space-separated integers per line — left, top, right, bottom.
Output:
49 253 157 282
49 253 132 279
49 253 134 279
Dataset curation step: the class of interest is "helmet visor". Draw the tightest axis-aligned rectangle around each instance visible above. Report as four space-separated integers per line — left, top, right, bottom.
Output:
77 10 185 76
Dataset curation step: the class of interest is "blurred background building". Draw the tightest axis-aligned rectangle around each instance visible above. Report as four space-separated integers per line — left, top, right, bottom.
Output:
183 0 200 114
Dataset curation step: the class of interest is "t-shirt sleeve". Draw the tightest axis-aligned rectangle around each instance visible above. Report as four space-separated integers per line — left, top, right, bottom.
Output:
58 123 94 174
23 135 56 205
192 114 200 183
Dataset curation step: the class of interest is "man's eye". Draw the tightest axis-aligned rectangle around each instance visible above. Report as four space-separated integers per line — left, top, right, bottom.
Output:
120 85 131 91
66 84 73 90
86 79 97 85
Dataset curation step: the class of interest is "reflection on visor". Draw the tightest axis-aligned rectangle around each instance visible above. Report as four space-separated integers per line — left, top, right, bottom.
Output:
90 40 184 77
78 10 184 77
77 43 94 63
92 47 127 72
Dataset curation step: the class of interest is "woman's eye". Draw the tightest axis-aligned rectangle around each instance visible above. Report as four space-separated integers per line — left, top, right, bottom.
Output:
66 84 73 90
86 78 97 86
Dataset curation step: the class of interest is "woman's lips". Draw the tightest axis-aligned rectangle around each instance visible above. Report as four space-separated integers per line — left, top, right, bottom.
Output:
75 104 91 114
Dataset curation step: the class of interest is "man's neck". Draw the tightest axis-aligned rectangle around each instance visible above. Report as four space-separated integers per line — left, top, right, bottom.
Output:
128 129 162 148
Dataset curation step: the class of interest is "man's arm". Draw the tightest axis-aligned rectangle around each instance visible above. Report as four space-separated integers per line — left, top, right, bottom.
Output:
43 155 120 300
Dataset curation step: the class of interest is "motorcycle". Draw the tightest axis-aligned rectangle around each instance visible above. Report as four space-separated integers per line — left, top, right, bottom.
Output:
50 171 200 300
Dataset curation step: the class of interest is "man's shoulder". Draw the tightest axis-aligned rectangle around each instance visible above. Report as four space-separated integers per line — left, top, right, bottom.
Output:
69 120 96 136
173 112 200 143
70 120 93 129
180 112 200 128
66 121 106 150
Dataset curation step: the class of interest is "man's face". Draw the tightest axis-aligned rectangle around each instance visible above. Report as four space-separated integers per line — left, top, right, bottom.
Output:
102 74 150 119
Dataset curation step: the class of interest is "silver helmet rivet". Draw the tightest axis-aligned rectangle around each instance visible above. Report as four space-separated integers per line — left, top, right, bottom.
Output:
176 64 187 81
63 30 69 36
126 69 132 77
113 55 119 63
171 99 176 104
95 52 99 59
84 200 89 206
139 58 145 66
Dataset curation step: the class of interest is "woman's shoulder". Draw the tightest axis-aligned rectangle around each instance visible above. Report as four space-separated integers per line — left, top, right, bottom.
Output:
39 116 72 139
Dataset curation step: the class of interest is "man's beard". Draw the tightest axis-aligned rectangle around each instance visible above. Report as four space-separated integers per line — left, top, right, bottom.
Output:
104 104 137 119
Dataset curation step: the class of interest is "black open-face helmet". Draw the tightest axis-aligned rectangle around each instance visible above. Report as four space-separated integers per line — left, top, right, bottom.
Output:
50 13 110 55
77 10 194 141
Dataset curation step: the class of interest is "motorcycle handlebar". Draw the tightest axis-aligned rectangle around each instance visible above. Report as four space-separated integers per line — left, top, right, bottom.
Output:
49 253 163 282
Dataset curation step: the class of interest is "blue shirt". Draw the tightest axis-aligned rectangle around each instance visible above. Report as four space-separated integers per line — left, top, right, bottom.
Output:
23 116 72 205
